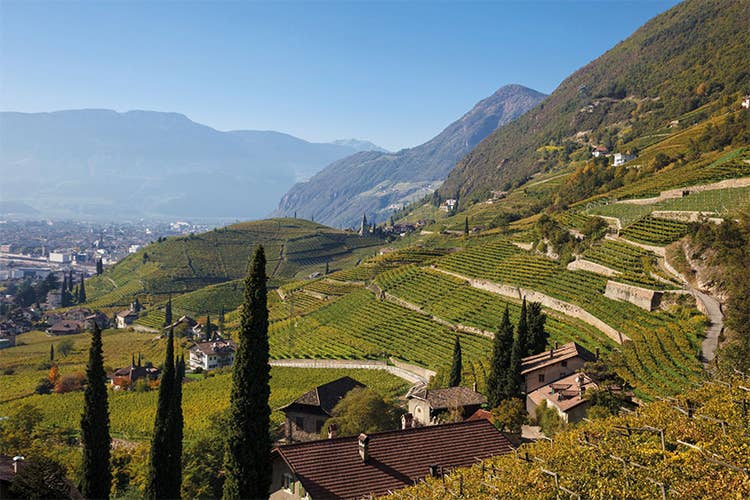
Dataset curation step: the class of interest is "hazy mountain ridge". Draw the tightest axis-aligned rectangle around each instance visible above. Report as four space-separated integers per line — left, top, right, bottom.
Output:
273 84 546 228
0 109 383 219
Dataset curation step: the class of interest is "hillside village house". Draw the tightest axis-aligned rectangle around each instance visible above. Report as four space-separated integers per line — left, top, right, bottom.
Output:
521 341 597 394
188 339 236 371
526 372 598 423
279 376 365 442
591 145 609 157
111 364 161 390
613 152 636 166
406 385 487 426
269 420 514 499
116 308 138 328
46 320 82 335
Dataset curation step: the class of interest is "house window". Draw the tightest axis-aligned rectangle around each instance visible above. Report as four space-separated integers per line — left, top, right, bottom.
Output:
295 416 304 429
538 374 545 383
282 473 294 492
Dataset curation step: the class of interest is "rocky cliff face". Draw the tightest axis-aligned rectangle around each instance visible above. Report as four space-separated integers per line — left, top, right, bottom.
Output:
273 84 546 228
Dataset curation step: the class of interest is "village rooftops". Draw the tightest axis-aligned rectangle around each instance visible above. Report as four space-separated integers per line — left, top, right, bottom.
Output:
407 386 487 410
521 342 596 376
527 372 598 413
272 419 514 499
188 339 236 357
279 376 365 417
116 309 138 318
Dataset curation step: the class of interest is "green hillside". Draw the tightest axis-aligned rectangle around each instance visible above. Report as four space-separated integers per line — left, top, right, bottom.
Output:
440 0 750 205
84 218 382 309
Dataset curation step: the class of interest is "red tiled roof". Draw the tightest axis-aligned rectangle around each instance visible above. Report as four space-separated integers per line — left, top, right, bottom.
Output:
273 419 514 499
466 409 492 422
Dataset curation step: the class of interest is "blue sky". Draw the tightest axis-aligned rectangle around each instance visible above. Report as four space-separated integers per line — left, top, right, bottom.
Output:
0 0 679 151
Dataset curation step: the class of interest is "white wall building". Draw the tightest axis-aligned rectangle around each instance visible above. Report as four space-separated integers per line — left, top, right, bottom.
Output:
189 339 237 371
49 251 71 263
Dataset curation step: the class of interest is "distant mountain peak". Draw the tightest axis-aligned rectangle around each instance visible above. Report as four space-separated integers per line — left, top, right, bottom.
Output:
330 139 389 153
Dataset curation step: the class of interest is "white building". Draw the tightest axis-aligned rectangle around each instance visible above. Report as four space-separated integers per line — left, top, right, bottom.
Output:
613 153 636 166
49 251 71 263
189 339 237 371
440 199 458 212
128 245 141 254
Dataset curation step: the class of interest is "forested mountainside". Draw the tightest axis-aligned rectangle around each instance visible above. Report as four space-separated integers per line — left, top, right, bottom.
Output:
0 110 382 220
440 0 750 205
273 85 545 228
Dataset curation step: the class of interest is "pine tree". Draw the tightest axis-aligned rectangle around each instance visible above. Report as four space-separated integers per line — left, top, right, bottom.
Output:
146 328 179 499
449 336 462 387
223 245 272 499
164 295 172 327
487 307 515 407
80 324 112 499
526 302 548 356
78 274 86 303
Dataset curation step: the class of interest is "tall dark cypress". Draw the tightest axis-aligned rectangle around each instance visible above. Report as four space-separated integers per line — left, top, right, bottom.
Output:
78 274 86 303
526 302 548 356
168 354 184 498
517 297 529 357
487 307 515 407
80 323 112 499
50 344 54 362
464 216 470 235
146 328 178 499
223 245 271 499
449 336 462 387
61 276 69 307
507 300 529 399
164 295 173 327
205 315 212 341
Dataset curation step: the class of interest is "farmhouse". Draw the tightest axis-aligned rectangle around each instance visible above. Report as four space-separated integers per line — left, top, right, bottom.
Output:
188 339 236 371
279 376 365 441
269 419 514 499
591 145 609 157
110 364 161 389
46 320 82 335
613 152 636 166
406 385 487 426
521 341 597 393
116 308 138 329
526 372 598 423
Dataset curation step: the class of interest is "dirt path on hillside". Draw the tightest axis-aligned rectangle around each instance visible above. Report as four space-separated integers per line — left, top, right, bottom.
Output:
269 359 433 385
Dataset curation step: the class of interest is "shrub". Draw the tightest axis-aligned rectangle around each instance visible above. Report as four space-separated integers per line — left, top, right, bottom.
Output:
35 379 54 395
3 368 15 375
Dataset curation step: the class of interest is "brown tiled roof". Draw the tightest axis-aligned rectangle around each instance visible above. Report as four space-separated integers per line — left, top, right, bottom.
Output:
466 409 492 422
273 420 514 499
48 320 82 333
409 386 487 410
279 376 365 416
521 342 596 375
117 309 137 318
527 372 598 413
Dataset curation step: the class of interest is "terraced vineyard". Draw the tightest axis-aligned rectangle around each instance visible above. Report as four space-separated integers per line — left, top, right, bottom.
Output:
433 242 704 399
620 216 689 246
268 289 492 367
582 239 678 289
374 266 614 354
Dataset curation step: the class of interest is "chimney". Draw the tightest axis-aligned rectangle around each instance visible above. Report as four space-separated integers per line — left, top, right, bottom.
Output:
401 413 414 429
12 456 24 474
549 347 554 358
358 433 370 463
595 347 600 360
554 341 559 350
428 464 440 478
328 423 338 439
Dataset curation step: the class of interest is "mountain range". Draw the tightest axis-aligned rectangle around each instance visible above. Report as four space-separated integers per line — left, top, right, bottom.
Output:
273 84 546 228
0 109 384 220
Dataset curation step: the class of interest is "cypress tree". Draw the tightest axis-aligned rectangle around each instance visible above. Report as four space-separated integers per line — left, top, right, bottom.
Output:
168 354 184 498
68 270 74 291
464 216 469 236
219 306 225 334
80 323 112 499
223 245 271 499
526 302 548 356
486 306 514 407
78 274 86 303
507 300 529 400
164 295 173 327
61 276 69 307
96 258 103 275
449 336 462 387
517 297 530 357
50 344 54 362
146 328 178 499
